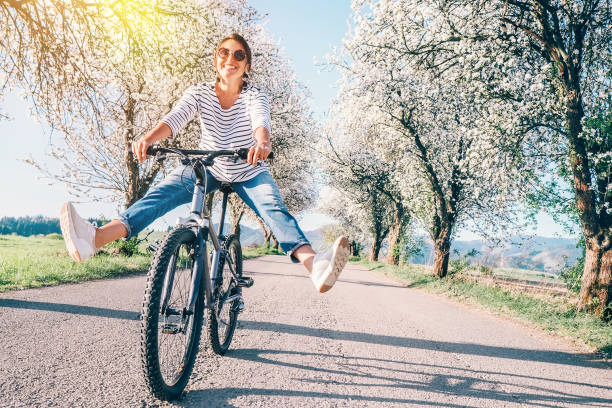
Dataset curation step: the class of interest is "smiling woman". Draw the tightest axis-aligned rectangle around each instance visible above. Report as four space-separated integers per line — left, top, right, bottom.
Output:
59 32 351 294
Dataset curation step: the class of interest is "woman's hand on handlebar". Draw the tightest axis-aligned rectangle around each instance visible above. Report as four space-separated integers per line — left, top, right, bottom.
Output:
132 138 153 163
247 143 271 167
132 123 172 163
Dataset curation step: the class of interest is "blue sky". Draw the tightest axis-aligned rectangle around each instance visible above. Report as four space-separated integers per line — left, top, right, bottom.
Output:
0 1 573 238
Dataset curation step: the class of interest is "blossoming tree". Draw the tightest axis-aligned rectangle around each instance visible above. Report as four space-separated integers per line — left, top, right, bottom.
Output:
345 0 610 316
332 0 530 277
320 105 410 263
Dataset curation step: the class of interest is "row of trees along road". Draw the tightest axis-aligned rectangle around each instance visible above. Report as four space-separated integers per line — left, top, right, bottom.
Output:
1 0 315 244
1 0 609 319
321 0 611 319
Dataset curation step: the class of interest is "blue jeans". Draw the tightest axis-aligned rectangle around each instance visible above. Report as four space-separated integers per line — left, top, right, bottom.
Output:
118 166 310 262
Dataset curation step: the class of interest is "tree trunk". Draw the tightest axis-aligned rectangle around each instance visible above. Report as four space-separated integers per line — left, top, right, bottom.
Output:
432 219 452 278
433 237 451 278
124 96 139 208
206 192 216 214
228 199 244 239
387 203 408 265
256 217 272 247
563 89 611 318
579 234 612 319
272 235 279 250
369 230 388 262
369 239 382 262
350 240 361 257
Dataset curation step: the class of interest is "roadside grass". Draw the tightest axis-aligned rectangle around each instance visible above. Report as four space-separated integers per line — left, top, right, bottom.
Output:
243 245 284 259
0 234 151 292
463 266 562 284
0 234 284 292
352 258 612 359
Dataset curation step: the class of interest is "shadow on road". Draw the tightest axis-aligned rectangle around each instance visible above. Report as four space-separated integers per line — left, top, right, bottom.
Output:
0 298 604 371
178 348 611 408
238 320 607 369
180 386 480 408
0 298 140 320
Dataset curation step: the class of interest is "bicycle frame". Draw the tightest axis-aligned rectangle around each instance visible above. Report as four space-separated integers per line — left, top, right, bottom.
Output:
159 158 239 317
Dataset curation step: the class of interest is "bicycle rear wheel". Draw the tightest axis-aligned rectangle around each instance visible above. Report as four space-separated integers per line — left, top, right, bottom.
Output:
207 234 242 355
141 226 204 401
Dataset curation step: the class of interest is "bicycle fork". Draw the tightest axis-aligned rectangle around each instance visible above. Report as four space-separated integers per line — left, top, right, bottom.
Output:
159 228 213 334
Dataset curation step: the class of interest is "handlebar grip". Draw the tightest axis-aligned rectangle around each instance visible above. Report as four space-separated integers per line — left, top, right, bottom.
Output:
236 149 274 160
145 145 158 156
237 148 249 160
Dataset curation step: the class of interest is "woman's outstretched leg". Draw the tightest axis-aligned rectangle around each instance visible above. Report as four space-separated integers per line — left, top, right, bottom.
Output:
234 172 350 293
293 238 350 293
60 207 128 263
94 220 128 248
60 165 216 263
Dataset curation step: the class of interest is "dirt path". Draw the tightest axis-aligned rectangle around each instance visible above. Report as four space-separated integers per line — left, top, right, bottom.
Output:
0 255 610 407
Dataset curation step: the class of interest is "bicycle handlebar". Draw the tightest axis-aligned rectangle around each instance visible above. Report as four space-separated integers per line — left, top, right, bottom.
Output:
145 145 274 161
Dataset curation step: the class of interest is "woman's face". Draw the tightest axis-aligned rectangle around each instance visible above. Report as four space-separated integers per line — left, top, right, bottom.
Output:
215 39 250 84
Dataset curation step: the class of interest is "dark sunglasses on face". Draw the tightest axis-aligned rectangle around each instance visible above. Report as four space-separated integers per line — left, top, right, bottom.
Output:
217 48 246 61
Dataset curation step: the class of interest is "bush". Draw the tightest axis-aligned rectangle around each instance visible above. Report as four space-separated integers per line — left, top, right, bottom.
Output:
560 238 585 294
449 248 480 275
105 237 142 257
479 265 493 276
46 233 64 240
561 256 584 294
449 257 470 274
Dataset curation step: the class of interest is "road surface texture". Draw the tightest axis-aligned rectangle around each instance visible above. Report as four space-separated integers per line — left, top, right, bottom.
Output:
0 255 610 407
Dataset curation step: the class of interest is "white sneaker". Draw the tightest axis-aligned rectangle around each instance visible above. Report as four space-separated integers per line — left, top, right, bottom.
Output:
311 236 350 293
60 202 97 262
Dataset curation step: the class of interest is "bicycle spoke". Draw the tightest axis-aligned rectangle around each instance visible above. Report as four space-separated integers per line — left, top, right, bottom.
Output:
157 241 197 385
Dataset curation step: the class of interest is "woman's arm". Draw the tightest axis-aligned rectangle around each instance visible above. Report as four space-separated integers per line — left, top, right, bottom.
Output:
247 87 272 166
132 122 172 162
248 126 272 166
133 85 200 162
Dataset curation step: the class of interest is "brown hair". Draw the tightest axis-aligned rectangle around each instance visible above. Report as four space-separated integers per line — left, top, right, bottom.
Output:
215 33 252 82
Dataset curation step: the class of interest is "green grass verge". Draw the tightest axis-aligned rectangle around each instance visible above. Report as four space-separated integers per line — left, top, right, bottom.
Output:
243 245 284 259
0 234 285 292
0 234 151 292
352 258 612 359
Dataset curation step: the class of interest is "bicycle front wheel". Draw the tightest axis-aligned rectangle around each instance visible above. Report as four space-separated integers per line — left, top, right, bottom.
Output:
141 226 204 401
207 234 242 355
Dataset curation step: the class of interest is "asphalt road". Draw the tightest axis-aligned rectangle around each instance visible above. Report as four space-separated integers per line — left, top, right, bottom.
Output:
0 255 610 407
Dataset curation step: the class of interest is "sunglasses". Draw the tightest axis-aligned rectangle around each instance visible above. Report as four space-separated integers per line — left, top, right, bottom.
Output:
217 47 247 62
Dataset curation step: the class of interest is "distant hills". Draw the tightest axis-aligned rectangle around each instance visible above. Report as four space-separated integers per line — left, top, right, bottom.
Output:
403 236 581 273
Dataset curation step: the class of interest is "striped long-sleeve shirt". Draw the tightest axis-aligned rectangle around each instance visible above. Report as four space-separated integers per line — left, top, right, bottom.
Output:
161 82 271 183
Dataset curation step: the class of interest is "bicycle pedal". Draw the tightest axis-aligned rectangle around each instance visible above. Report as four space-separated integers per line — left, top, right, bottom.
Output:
237 277 254 288
161 324 180 334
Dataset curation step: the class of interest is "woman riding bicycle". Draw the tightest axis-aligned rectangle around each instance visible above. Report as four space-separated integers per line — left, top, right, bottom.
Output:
60 33 349 294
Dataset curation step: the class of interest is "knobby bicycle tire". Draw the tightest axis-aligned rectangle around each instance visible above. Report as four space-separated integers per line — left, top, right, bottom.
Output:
206 234 242 355
140 226 204 401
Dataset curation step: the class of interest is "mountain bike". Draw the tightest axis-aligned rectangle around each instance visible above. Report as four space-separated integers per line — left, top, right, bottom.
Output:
140 144 269 401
